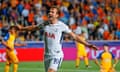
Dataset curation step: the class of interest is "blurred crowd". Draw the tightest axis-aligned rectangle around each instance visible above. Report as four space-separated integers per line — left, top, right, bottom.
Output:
0 0 120 41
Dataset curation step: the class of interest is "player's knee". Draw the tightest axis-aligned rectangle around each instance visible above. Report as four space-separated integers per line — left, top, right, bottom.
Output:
13 60 19 64
6 63 11 66
83 56 87 58
14 61 19 64
47 68 56 72
100 69 103 72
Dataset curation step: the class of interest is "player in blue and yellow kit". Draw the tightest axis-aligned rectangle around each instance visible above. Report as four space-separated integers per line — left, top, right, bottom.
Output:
75 32 90 68
1 26 26 72
94 44 118 72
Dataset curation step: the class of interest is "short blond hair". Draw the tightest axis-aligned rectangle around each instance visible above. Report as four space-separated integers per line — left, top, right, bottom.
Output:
50 6 60 15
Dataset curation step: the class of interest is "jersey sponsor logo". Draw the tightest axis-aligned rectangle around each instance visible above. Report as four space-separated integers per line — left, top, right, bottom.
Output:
45 32 55 39
103 59 111 62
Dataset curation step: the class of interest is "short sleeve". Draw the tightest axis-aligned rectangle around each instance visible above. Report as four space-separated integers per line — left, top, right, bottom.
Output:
62 23 72 33
3 33 10 41
96 52 103 59
110 52 115 59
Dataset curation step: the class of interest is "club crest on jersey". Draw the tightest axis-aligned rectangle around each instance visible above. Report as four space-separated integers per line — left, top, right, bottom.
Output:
45 32 55 39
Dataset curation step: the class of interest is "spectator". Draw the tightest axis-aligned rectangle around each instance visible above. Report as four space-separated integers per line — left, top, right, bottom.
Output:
28 10 35 25
115 28 120 39
0 0 120 41
17 0 24 16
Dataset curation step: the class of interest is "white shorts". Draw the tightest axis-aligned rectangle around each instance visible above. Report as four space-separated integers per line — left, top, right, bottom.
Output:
44 56 63 72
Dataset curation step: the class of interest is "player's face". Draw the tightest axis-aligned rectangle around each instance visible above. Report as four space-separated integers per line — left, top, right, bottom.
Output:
104 46 109 52
11 28 17 34
82 32 86 37
48 8 59 20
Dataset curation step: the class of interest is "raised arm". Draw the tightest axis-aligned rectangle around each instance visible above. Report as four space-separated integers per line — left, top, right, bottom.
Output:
17 24 39 31
17 21 49 31
68 32 98 50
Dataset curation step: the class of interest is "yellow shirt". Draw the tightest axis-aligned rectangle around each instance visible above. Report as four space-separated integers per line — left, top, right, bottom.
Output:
76 42 85 52
3 33 16 52
76 37 86 52
97 51 115 68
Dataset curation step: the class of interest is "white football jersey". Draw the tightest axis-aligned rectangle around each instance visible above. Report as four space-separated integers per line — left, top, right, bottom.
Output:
39 21 71 57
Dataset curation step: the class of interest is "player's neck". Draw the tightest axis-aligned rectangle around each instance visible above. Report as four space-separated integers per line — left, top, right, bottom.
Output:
50 19 58 24
105 50 109 52
10 32 15 35
9 32 13 34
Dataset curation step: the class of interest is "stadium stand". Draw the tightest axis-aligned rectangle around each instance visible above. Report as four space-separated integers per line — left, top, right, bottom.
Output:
0 0 120 41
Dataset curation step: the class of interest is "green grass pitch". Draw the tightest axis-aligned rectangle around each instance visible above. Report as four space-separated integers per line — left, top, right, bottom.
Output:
0 60 120 72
